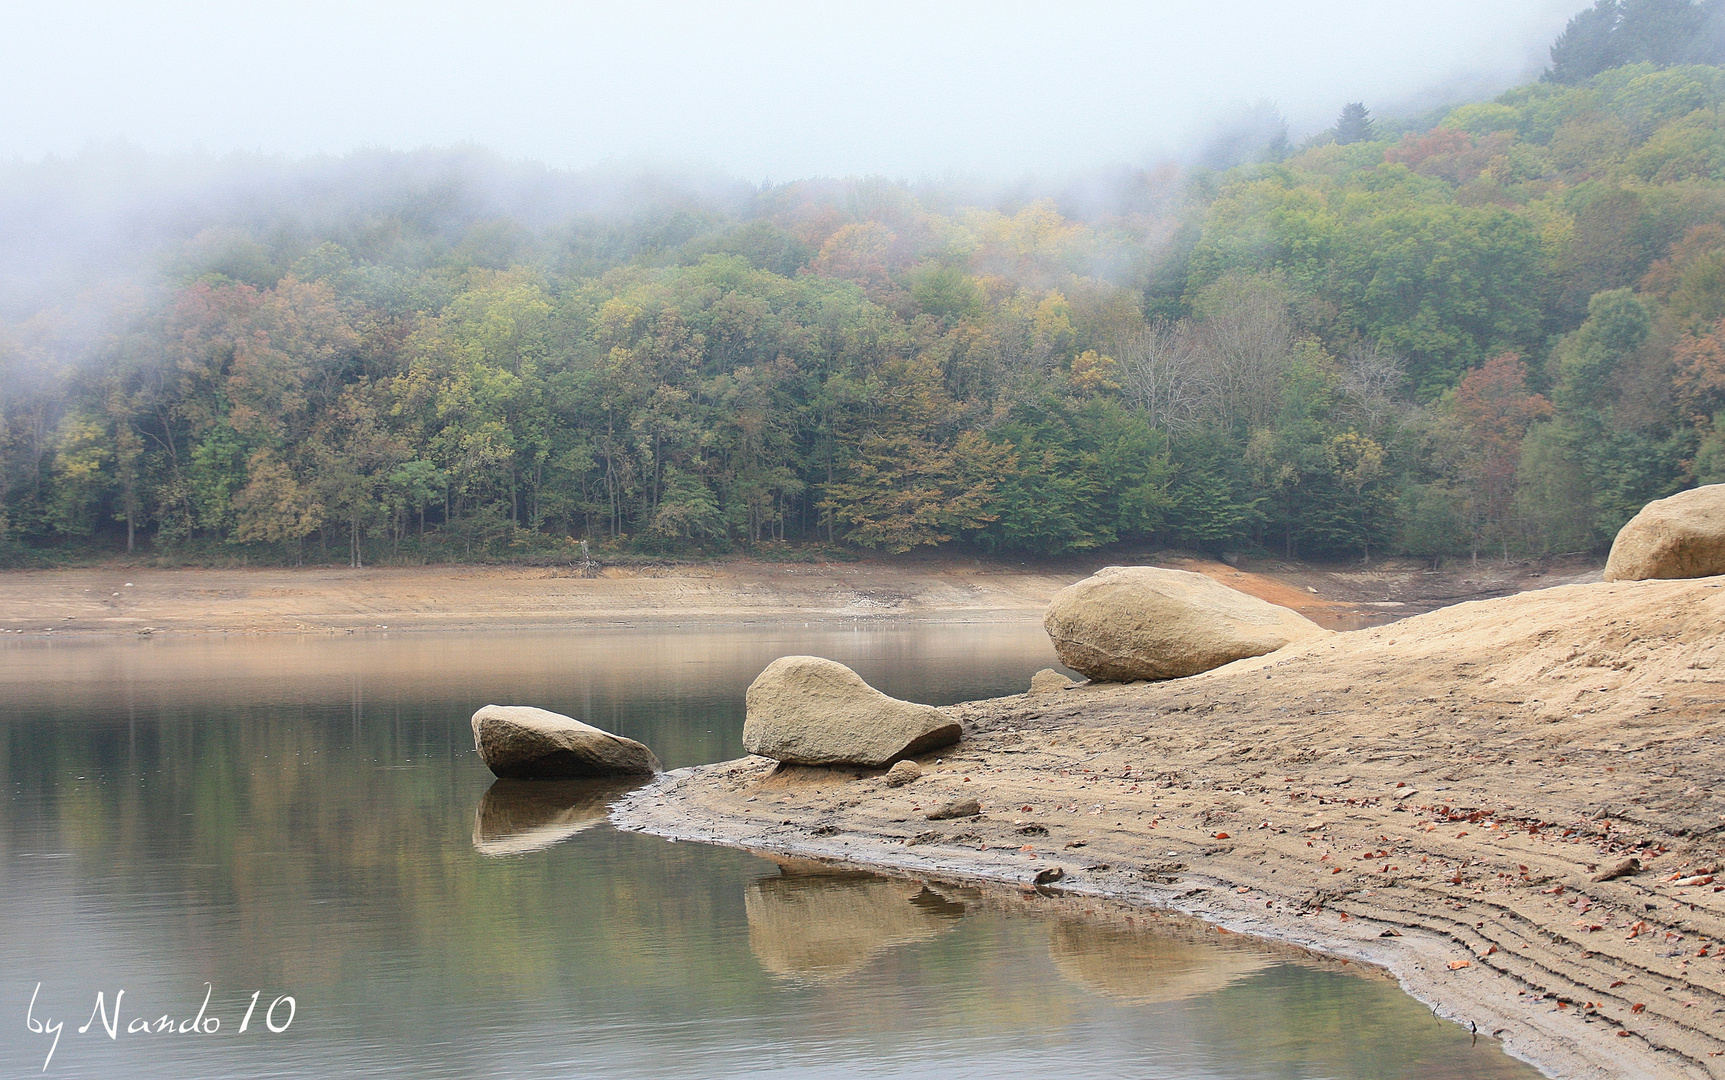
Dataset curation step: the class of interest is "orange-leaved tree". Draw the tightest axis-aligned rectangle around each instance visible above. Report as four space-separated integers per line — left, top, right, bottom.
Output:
1452 352 1551 558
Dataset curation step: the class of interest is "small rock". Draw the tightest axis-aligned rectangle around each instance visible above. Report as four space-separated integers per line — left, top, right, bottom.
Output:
926 797 981 820
743 656 961 767
1033 866 1065 885
883 760 922 787
472 705 660 779
1028 668 1075 694
1591 856 1642 882
1395 787 1418 800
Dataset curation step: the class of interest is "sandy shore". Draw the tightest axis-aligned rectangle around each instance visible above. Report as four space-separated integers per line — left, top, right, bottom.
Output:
614 576 1725 1080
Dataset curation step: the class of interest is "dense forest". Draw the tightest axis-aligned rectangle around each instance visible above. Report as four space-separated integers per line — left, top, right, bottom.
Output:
4 5 1725 567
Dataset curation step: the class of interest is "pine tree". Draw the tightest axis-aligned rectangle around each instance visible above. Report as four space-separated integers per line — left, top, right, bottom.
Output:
1334 103 1375 145
1616 0 1706 65
1695 0 1725 64
1547 0 1621 83
1547 0 1720 81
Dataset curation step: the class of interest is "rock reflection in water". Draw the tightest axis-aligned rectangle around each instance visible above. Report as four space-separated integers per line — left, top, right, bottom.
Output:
745 860 965 981
471 778 640 856
1047 919 1273 1005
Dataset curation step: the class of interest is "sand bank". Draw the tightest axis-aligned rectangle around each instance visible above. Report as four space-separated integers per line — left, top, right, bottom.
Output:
616 576 1725 1080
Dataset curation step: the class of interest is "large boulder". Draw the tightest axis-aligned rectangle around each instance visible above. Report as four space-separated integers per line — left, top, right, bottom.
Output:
1605 484 1725 581
471 705 660 779
1043 566 1326 682
743 655 961 767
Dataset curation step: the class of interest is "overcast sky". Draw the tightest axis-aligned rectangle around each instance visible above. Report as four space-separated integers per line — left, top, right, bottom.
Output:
0 1 1578 179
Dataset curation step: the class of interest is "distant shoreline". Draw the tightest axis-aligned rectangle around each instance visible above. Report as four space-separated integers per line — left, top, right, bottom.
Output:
0 554 1595 639
0 560 1068 638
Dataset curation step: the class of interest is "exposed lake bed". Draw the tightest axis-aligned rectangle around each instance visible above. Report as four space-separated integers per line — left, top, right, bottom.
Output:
617 578 1725 1080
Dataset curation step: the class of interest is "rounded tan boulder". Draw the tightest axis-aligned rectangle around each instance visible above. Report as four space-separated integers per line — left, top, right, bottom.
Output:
471 704 660 779
1604 484 1725 581
743 655 961 767
1043 565 1326 682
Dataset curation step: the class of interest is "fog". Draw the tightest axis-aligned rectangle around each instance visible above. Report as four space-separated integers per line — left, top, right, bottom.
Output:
3 1 1575 179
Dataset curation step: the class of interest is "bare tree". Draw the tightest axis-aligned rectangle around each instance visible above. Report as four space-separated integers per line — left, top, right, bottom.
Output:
1338 341 1409 434
1191 284 1296 431
1113 320 1209 433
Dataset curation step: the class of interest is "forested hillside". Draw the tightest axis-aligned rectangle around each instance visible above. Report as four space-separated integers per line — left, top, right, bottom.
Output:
4 21 1725 566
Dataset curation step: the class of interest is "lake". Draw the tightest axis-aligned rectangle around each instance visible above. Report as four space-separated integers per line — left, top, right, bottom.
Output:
0 624 1542 1079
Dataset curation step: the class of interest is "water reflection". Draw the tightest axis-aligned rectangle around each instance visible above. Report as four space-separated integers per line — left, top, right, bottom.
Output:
745 860 965 981
1046 919 1272 1004
472 778 641 856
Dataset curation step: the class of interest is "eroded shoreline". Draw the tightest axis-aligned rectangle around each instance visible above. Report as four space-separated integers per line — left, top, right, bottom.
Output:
613 578 1725 1080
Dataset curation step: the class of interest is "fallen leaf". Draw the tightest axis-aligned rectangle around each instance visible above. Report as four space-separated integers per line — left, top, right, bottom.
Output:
1631 1003 1646 1014
1448 960 1471 970
1213 832 1231 839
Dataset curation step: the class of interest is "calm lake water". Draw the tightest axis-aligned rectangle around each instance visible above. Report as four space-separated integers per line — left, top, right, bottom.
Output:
0 624 1541 1079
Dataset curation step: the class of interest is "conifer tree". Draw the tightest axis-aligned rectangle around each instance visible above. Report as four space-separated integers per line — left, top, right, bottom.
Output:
1334 103 1374 145
1547 0 1620 84
1696 0 1725 64
1616 0 1706 65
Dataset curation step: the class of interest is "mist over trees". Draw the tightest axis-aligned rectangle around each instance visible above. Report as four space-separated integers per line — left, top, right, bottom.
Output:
4 24 1725 568
1547 0 1725 83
